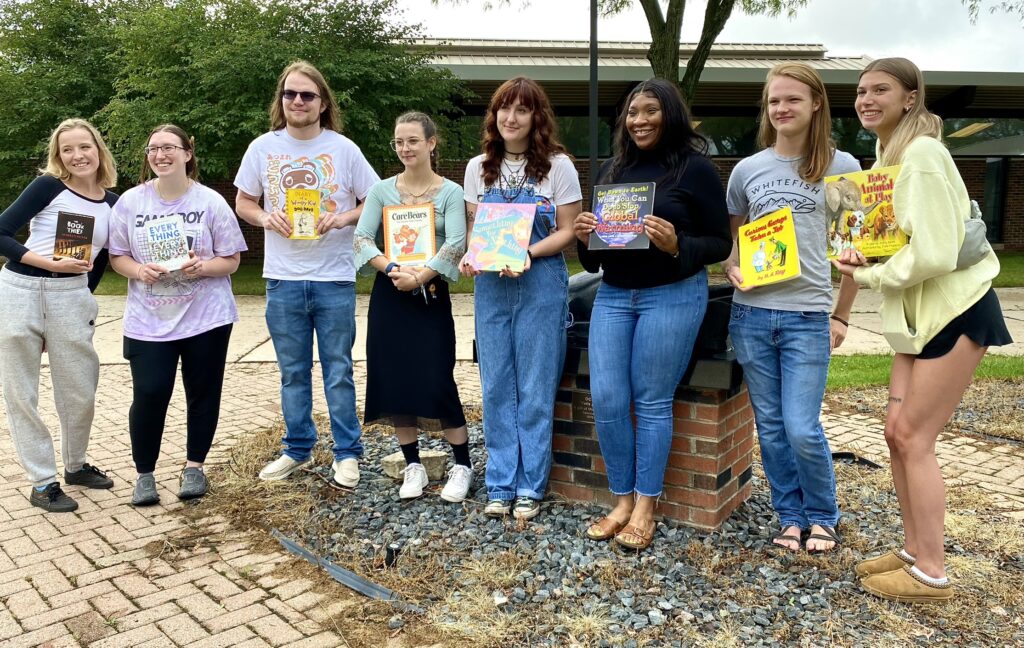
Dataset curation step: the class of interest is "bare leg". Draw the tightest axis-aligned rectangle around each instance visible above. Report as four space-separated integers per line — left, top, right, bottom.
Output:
607 494 635 525
885 353 916 555
627 494 657 534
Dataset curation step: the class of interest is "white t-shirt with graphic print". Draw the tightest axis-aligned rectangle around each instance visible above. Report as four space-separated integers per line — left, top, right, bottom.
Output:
234 129 380 281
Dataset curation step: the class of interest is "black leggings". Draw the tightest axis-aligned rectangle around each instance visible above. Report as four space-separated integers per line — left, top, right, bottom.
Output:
123 324 232 473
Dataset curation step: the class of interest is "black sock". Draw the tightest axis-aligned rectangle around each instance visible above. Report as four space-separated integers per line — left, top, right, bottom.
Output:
449 441 471 468
400 441 420 465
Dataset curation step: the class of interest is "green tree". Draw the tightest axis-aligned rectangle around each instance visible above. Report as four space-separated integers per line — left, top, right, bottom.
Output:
962 0 1024 22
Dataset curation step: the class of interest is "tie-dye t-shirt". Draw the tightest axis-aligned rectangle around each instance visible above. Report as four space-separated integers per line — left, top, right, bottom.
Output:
108 181 248 342
234 129 380 281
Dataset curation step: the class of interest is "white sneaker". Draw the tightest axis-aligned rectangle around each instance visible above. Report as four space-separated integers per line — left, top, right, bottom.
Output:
440 464 474 503
399 463 429 499
258 455 311 481
332 458 359 488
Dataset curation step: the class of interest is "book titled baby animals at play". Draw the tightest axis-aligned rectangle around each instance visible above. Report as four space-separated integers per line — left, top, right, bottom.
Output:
588 182 654 250
464 202 537 272
382 203 436 265
285 188 321 240
737 206 801 287
52 211 94 261
824 165 907 259
143 214 190 271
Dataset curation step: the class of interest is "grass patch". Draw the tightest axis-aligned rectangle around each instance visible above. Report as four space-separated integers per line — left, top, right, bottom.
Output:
993 251 1024 288
827 353 1024 389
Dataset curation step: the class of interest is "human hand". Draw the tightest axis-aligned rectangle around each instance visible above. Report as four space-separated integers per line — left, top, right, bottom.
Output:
830 318 848 350
136 262 169 284
261 209 292 238
389 270 419 292
831 247 865 277
499 251 531 279
180 251 204 279
574 211 597 246
724 262 752 292
644 215 679 255
317 209 357 234
50 257 92 274
458 251 481 277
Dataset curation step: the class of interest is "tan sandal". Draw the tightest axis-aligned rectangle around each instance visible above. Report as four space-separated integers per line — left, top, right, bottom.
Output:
585 516 627 541
613 523 655 551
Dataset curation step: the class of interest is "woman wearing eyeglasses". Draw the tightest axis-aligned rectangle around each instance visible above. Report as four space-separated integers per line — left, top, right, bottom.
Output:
108 124 247 506
354 112 470 502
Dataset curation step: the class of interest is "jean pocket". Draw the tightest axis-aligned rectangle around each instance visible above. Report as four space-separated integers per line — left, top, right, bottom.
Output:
537 258 568 288
331 281 355 288
799 311 828 321
730 303 751 321
266 279 281 291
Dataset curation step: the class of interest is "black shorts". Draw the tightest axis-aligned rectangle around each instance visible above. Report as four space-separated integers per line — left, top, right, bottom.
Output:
917 288 1013 359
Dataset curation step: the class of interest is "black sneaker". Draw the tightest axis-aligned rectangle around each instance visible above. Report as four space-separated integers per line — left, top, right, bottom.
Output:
64 463 114 489
29 482 79 513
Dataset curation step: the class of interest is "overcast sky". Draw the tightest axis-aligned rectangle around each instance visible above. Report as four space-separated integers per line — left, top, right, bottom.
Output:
398 0 1024 73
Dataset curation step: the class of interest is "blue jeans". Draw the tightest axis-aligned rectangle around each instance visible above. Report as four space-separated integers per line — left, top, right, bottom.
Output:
590 272 708 497
265 279 362 462
729 304 839 528
476 254 568 501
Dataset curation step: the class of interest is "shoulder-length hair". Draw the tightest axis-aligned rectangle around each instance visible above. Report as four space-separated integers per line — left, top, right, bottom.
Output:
269 60 342 133
757 63 836 183
41 118 117 188
138 124 199 184
601 78 708 185
860 57 943 166
480 76 569 187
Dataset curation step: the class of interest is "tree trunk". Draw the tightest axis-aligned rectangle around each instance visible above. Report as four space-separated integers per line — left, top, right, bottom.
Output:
639 0 684 85
679 0 736 103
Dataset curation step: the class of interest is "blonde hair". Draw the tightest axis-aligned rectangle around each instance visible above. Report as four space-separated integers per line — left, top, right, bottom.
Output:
42 118 117 188
269 60 341 132
860 58 943 166
757 63 835 183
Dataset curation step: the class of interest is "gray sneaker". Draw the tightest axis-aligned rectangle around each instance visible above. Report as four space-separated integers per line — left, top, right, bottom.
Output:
131 473 159 506
30 482 78 513
178 467 208 500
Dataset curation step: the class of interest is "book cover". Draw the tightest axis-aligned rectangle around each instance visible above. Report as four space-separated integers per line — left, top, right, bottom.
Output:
143 214 190 271
286 188 321 240
588 182 654 250
825 165 906 259
737 206 801 287
382 203 436 265
52 211 94 261
465 202 536 272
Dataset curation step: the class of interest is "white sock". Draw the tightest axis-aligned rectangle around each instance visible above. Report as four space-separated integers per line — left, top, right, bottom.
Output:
910 565 948 585
899 549 916 563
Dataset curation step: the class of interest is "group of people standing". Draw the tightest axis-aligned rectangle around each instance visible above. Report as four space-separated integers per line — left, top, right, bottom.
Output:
0 56 1010 605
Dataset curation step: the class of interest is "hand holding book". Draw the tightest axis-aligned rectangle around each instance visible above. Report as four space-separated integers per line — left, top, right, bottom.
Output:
573 211 597 247
261 209 293 238
49 256 92 275
643 215 678 256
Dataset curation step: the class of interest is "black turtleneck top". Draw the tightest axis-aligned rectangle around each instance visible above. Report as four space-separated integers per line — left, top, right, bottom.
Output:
577 151 731 288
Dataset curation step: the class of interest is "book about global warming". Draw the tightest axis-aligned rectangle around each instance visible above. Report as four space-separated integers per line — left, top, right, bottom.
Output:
737 206 801 288
382 203 436 265
824 165 906 259
465 202 537 272
52 211 95 261
286 188 321 240
143 214 190 271
588 182 654 250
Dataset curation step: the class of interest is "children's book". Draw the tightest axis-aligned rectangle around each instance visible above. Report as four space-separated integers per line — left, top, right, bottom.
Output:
825 165 906 259
52 211 94 261
588 182 654 250
737 206 801 287
465 202 536 272
286 188 321 240
143 214 190 271
382 203 436 265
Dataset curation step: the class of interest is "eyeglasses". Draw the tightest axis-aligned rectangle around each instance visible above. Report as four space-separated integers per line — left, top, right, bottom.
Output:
389 138 424 150
144 145 187 156
282 89 321 102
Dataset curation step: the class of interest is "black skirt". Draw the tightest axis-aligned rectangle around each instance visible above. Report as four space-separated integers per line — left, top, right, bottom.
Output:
917 288 1013 359
363 271 466 429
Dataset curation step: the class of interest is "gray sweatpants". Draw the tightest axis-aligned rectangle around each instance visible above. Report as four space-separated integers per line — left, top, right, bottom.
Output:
0 267 100 487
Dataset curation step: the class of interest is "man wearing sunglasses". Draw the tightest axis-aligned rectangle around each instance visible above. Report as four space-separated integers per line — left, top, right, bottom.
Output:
234 60 379 488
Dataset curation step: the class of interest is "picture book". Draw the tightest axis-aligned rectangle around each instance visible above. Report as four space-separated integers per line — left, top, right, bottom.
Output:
286 188 321 240
382 203 436 265
143 214 190 271
737 206 801 287
52 211 94 261
465 202 536 272
589 182 654 250
825 165 906 259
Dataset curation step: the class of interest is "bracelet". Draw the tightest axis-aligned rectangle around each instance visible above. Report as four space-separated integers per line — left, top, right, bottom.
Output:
830 314 849 327
385 262 397 274
527 249 534 261
414 274 423 287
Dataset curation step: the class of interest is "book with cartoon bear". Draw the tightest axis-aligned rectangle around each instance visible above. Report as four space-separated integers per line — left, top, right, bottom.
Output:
825 165 906 259
52 211 94 261
465 203 536 272
286 188 321 240
737 206 801 287
382 203 436 265
588 182 654 250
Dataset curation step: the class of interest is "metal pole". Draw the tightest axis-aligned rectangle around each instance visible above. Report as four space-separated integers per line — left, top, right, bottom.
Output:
589 0 598 196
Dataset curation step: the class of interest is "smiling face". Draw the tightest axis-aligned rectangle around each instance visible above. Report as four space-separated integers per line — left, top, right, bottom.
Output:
392 121 435 170
766 75 820 140
282 71 325 130
626 93 662 150
856 70 916 143
146 131 191 180
57 127 100 183
495 99 533 151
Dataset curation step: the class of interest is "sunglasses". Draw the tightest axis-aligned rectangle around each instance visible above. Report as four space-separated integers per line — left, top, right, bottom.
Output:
282 89 321 102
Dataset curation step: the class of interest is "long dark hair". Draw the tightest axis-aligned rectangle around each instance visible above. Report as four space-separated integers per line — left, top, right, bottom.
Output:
139 124 199 184
480 76 569 187
602 78 707 185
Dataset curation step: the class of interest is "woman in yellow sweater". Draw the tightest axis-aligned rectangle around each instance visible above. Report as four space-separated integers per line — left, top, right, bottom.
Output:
833 58 1011 603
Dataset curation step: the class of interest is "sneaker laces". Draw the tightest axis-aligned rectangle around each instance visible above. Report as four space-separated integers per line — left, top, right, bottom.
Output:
45 483 67 502
80 463 108 478
446 464 472 486
401 463 426 479
514 496 534 509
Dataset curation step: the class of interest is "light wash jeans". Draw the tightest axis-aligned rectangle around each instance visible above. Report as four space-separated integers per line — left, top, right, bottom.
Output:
729 304 840 528
265 279 362 462
476 254 568 501
590 271 708 497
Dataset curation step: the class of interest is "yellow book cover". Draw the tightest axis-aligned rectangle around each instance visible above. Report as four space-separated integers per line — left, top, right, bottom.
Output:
382 203 436 265
738 206 801 288
286 188 321 240
825 165 906 259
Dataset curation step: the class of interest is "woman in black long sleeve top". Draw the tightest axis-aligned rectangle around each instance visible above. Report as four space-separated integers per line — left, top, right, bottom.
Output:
575 79 731 550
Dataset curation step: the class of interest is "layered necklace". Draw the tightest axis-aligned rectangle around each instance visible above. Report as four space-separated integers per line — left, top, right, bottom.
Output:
399 172 437 202
499 150 527 202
